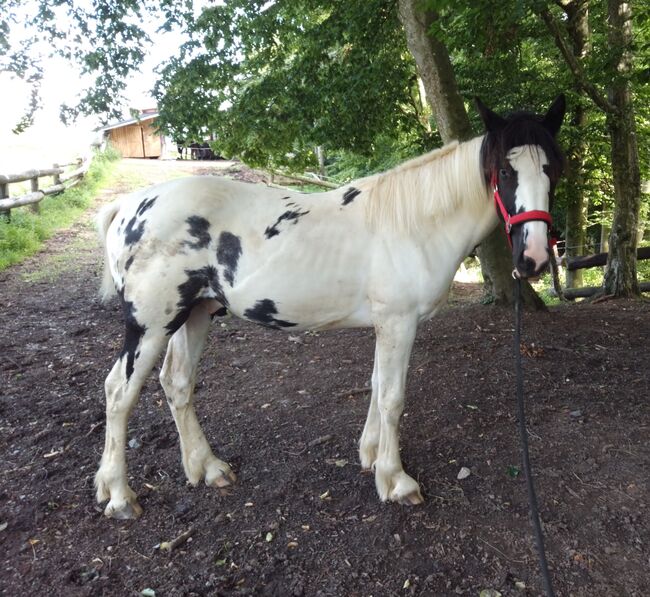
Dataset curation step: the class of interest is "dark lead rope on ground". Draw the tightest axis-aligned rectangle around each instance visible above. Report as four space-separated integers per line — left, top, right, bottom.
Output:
514 277 556 597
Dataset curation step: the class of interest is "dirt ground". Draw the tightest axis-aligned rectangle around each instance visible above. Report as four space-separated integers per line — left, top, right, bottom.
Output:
1 159 649 597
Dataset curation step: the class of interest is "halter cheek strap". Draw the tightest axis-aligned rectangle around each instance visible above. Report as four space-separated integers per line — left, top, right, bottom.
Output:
491 172 553 248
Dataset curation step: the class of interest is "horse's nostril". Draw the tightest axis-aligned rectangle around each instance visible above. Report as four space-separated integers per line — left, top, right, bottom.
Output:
516 256 538 278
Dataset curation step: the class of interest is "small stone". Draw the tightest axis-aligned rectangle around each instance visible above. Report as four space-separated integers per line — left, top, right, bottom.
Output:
569 409 582 418
457 467 471 480
128 438 141 449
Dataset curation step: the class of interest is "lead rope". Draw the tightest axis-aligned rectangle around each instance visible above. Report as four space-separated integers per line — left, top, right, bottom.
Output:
513 277 556 597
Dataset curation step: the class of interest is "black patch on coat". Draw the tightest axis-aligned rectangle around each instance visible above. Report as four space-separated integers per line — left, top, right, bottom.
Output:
124 255 135 271
123 215 145 246
342 187 361 205
497 166 520 217
136 196 157 216
118 291 147 382
165 266 226 335
211 307 228 318
217 231 242 286
264 209 310 239
184 215 212 249
123 196 158 246
243 299 297 329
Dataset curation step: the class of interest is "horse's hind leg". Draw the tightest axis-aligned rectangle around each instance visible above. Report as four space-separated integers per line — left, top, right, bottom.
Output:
160 300 236 489
95 326 169 519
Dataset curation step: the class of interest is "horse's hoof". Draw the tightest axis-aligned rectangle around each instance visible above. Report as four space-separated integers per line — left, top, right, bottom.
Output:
395 488 424 506
104 498 143 520
205 462 237 489
389 473 424 506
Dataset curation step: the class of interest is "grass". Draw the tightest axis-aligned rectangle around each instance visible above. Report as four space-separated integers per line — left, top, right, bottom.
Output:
0 148 120 271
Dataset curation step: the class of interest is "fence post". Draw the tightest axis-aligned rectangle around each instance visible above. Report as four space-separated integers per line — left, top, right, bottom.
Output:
0 180 9 221
30 175 40 213
53 163 61 186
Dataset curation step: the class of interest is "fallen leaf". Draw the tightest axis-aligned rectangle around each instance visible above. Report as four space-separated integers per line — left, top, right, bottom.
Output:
479 590 502 597
507 465 521 478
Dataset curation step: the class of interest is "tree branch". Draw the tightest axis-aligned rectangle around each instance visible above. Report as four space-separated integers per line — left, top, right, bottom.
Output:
540 9 617 114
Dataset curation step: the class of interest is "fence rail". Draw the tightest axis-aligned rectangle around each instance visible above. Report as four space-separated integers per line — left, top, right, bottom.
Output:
562 246 650 299
0 157 90 217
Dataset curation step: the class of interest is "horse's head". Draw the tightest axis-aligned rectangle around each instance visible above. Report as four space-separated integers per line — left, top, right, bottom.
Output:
476 95 566 279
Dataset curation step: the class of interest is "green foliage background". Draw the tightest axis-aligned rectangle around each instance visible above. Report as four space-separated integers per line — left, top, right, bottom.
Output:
2 0 648 249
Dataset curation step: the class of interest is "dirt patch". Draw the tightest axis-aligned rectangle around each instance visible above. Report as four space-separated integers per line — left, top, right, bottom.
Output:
0 160 649 596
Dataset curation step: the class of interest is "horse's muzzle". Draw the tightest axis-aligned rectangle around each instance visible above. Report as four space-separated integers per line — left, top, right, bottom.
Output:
514 248 550 279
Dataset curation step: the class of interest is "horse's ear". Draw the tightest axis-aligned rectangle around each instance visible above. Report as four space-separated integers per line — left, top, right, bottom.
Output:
475 97 506 133
543 94 566 137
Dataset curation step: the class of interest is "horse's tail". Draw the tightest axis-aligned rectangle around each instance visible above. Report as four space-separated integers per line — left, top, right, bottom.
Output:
96 200 122 303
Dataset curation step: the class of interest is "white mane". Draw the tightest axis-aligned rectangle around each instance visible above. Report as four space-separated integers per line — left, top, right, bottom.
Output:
356 136 488 233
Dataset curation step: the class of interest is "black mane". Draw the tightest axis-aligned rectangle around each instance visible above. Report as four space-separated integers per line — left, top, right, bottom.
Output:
480 111 565 184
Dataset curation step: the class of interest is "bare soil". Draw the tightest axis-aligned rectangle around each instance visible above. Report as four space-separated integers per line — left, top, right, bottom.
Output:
1 159 649 597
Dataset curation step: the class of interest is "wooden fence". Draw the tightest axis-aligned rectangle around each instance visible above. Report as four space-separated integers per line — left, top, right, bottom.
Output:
562 246 650 299
0 157 90 218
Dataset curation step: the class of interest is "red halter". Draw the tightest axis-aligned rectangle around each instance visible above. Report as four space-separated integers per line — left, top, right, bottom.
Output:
491 172 553 248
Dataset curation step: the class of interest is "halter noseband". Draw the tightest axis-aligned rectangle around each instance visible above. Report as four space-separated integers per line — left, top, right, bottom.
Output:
491 172 553 248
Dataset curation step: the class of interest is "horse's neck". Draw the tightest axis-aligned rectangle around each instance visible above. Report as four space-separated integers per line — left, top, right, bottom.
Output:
416 135 493 231
410 136 497 258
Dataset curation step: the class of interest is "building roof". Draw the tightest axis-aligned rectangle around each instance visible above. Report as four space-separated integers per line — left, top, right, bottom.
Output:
100 112 159 132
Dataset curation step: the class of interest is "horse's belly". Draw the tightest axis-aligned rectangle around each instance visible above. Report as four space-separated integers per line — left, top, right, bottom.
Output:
223 258 371 331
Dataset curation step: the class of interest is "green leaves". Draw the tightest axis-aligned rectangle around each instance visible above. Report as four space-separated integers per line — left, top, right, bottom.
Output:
154 0 422 169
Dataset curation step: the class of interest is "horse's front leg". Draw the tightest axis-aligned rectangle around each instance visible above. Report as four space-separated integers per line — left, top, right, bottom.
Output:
359 343 380 469
372 314 423 505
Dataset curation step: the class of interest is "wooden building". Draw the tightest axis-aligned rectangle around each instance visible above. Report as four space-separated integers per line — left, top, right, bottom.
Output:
101 110 163 158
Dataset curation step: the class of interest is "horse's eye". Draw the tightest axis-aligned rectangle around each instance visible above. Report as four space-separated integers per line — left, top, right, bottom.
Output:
499 168 509 178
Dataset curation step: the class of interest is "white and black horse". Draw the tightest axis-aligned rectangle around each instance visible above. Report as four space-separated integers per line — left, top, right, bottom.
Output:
95 96 565 519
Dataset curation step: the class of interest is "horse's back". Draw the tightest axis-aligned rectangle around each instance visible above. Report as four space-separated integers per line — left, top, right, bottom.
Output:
104 176 375 331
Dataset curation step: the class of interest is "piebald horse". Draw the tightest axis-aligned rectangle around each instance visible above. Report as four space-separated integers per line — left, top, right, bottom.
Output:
95 96 565 519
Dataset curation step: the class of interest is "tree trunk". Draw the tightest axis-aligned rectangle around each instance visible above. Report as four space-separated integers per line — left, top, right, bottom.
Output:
397 0 543 308
603 0 641 297
542 2 642 298
560 0 590 289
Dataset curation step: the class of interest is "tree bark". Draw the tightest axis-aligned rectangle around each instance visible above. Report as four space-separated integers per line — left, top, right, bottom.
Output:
397 0 543 308
603 0 641 297
559 0 590 289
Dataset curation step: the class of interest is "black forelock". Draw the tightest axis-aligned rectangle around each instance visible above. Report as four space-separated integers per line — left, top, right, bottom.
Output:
480 111 565 184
